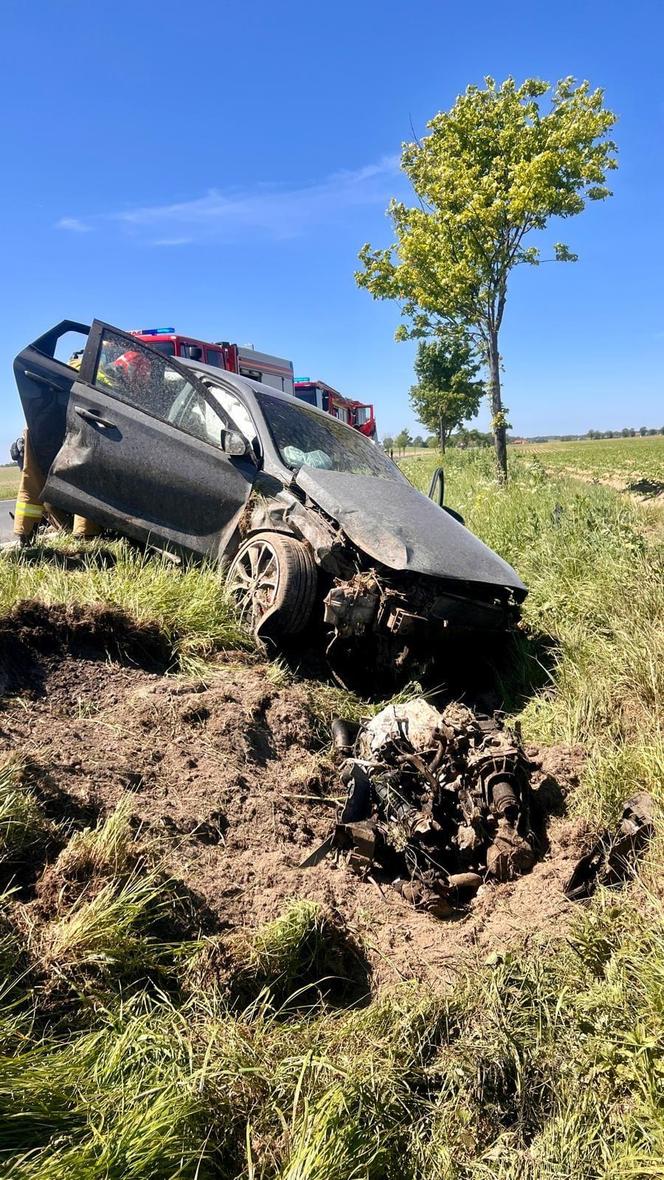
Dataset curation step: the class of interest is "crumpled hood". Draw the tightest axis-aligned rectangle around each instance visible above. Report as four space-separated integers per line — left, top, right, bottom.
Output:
295 468 527 595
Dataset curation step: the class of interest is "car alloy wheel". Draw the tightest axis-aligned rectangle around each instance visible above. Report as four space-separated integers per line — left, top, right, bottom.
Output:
226 531 317 637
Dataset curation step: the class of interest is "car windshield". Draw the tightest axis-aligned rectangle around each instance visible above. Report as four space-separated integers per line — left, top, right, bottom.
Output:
255 391 406 481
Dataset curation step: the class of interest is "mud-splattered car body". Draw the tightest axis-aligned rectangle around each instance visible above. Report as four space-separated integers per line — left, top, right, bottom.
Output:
13 319 527 679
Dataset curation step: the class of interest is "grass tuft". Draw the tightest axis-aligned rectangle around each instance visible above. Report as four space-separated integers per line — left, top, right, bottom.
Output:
0 760 56 884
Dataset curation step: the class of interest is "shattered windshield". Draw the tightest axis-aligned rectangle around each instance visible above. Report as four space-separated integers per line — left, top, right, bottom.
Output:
255 391 406 481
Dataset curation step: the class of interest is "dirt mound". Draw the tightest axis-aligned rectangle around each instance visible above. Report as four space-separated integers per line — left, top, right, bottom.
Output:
0 606 591 986
0 600 171 697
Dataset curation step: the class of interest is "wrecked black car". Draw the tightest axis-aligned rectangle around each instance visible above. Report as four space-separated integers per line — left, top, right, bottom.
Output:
13 319 527 681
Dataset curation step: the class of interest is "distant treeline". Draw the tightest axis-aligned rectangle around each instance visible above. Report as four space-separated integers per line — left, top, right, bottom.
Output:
512 427 664 443
383 426 664 451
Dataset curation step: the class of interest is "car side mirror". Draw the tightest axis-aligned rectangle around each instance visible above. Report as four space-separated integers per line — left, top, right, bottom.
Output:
220 428 249 457
428 466 445 507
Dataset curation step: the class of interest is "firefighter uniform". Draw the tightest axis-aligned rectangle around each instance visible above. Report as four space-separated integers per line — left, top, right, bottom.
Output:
12 427 46 541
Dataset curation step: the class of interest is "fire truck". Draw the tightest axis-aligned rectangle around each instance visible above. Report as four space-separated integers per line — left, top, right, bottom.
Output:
292 379 376 439
131 328 376 438
131 328 294 394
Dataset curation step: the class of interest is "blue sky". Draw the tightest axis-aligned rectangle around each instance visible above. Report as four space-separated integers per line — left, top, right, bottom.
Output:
1 0 662 455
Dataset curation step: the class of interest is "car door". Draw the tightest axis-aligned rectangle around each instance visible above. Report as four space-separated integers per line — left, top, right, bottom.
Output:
42 320 258 559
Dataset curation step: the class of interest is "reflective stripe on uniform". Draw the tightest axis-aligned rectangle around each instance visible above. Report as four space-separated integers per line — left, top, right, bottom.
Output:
14 502 44 518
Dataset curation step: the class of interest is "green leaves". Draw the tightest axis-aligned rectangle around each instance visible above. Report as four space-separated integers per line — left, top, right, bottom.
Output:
409 329 484 447
356 75 617 341
355 74 618 478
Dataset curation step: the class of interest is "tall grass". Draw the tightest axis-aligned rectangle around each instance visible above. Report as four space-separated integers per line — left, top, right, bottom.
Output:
403 449 664 820
0 761 55 882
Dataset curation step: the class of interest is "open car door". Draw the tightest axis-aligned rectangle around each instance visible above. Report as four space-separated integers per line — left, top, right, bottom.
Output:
20 320 258 559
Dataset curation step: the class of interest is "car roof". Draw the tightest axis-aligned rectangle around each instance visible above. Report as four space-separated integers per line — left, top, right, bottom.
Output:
179 358 360 431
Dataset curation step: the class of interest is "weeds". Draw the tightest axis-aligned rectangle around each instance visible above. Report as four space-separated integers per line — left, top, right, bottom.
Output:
49 796 138 886
0 761 56 884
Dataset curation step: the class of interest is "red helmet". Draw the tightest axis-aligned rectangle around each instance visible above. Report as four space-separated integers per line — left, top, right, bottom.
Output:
111 350 151 381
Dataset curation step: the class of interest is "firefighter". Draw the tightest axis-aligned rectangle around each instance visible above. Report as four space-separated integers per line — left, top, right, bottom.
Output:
67 350 103 539
10 425 47 545
9 349 101 546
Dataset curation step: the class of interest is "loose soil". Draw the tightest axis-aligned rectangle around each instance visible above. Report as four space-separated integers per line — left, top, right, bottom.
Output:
0 604 591 988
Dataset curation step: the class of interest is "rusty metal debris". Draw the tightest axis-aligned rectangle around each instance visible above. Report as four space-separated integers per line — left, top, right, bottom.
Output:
564 792 655 901
311 698 540 918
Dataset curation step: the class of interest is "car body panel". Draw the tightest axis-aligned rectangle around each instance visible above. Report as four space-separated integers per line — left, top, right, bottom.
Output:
295 467 527 595
46 380 255 557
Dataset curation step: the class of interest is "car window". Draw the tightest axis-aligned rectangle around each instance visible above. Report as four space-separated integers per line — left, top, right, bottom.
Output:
165 385 228 447
95 329 228 448
207 387 257 444
255 391 407 481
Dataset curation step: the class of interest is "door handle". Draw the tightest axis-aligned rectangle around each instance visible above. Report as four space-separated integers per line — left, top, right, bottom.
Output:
23 369 59 390
75 405 115 429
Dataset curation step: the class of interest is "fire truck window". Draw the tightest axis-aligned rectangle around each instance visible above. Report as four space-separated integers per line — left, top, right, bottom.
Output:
355 406 370 425
205 349 222 367
145 340 175 357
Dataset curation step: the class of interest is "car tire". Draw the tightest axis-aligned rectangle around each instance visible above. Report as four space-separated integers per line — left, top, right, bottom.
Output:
226 531 317 638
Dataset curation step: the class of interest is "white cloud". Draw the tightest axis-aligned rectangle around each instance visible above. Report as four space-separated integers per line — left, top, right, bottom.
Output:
56 156 401 245
56 216 92 232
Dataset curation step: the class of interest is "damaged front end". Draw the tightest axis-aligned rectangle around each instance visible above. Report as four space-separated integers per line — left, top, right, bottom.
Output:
288 465 527 686
323 567 522 685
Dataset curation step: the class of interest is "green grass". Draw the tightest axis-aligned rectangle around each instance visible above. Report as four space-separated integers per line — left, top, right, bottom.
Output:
0 761 56 882
0 451 662 1177
0 473 19 501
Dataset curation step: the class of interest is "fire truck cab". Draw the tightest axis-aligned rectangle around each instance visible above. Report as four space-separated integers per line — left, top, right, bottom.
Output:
293 379 376 439
130 328 294 394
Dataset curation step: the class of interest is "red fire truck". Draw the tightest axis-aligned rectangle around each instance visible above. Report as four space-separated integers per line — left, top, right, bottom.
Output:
292 379 376 439
130 328 294 394
130 329 376 438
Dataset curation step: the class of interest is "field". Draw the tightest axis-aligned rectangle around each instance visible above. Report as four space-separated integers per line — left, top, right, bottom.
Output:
0 464 19 501
0 450 662 1178
519 434 664 496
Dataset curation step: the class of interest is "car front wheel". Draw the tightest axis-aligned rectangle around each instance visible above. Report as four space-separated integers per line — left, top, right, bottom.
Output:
226 531 317 637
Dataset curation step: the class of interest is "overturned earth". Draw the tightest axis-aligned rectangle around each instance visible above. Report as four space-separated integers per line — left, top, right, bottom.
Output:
0 601 596 987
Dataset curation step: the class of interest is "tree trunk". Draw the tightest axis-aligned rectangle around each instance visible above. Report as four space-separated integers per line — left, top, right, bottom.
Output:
439 413 446 453
488 330 507 482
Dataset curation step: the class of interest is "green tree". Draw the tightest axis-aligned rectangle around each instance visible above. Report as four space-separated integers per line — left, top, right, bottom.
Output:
409 330 484 452
383 435 394 453
356 76 617 480
395 428 412 454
